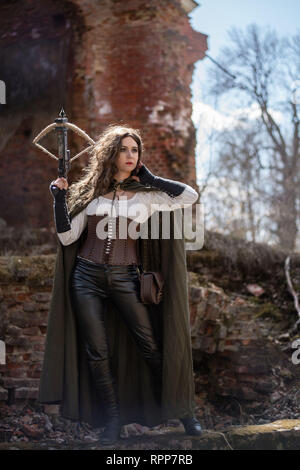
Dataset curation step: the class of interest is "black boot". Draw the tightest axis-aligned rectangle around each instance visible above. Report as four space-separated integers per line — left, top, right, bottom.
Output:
152 373 162 407
180 416 202 436
99 414 121 446
149 358 163 407
88 359 121 445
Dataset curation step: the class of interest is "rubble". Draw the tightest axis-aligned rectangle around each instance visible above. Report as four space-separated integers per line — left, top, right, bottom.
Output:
0 402 178 445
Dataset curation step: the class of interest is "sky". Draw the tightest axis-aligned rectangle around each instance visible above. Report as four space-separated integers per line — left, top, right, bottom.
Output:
188 0 300 183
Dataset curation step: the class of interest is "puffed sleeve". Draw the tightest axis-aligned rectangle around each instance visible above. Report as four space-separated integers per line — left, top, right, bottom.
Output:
140 184 199 217
57 208 88 246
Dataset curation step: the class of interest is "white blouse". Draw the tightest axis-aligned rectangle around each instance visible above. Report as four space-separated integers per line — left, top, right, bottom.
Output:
57 185 199 246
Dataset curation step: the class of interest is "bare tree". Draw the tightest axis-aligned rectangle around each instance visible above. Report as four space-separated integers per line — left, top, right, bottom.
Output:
215 122 270 243
205 24 300 251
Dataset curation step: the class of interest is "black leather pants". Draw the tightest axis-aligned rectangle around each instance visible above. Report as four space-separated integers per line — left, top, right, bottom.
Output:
69 256 163 417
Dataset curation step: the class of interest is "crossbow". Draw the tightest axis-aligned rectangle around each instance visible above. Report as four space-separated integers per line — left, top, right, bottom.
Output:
32 108 95 178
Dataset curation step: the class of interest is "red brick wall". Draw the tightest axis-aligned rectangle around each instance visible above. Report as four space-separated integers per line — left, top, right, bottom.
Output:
0 0 207 229
0 284 50 402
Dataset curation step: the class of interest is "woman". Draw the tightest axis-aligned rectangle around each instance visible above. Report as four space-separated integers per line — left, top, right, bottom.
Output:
38 124 202 445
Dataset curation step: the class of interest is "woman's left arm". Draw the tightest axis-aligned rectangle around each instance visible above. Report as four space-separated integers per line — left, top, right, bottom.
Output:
137 163 199 211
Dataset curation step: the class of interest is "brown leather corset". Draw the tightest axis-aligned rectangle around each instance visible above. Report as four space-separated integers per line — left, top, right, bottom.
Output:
77 214 141 265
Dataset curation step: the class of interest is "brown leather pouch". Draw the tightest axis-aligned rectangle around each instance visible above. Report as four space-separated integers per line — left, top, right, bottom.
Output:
136 267 164 305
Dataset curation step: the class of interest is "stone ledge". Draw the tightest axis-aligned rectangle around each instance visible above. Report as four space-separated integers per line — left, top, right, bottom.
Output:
0 255 55 287
0 420 300 450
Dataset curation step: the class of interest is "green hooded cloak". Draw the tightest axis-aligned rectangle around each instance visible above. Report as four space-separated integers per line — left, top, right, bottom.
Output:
38 177 196 428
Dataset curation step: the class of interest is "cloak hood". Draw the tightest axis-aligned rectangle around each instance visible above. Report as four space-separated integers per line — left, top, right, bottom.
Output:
39 176 196 427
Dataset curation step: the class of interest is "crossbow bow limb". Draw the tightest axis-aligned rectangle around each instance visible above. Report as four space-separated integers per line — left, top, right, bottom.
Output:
32 108 95 178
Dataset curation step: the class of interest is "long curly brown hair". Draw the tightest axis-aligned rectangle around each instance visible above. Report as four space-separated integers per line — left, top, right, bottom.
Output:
67 124 143 215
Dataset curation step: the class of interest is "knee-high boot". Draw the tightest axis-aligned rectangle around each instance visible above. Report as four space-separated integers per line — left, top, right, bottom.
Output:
149 357 163 407
88 358 121 445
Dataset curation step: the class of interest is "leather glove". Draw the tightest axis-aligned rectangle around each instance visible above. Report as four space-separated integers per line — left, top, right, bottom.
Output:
137 163 186 197
49 182 71 233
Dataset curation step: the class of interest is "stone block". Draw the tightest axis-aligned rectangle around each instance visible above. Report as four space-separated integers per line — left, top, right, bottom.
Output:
22 327 40 335
33 343 45 351
31 293 51 303
6 325 21 338
14 387 39 399
9 310 48 328
29 351 44 363
26 364 42 378
5 335 32 348
23 303 39 312
189 286 203 304
0 377 40 389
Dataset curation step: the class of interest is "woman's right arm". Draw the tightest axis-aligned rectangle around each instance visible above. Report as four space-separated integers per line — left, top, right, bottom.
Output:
49 181 88 246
